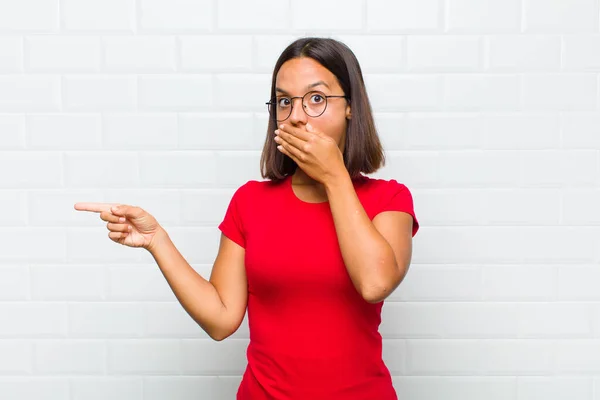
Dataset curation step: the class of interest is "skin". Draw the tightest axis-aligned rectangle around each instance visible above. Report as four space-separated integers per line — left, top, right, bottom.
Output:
274 57 415 303
72 56 415 344
274 57 352 201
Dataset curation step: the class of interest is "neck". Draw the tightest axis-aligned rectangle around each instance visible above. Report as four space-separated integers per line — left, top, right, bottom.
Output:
292 168 320 186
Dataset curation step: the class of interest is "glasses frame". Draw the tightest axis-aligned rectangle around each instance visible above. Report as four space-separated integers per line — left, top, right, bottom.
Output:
266 90 349 122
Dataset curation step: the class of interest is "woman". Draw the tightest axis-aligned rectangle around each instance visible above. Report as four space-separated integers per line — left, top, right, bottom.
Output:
75 37 419 400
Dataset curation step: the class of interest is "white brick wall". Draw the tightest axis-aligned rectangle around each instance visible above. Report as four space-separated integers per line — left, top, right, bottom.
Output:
0 0 599 399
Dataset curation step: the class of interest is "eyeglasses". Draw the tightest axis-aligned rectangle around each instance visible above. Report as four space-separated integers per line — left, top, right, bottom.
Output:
266 90 348 122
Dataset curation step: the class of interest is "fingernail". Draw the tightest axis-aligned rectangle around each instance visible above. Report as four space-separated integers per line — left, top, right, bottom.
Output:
119 217 126 223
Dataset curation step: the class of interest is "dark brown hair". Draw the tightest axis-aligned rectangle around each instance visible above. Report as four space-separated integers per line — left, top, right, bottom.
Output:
259 37 385 181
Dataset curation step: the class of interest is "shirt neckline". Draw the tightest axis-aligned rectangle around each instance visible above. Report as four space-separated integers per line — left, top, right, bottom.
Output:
286 174 330 206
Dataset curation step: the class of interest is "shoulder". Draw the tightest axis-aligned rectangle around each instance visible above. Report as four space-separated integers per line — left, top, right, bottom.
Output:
231 178 282 200
356 174 410 195
361 175 419 235
358 175 415 212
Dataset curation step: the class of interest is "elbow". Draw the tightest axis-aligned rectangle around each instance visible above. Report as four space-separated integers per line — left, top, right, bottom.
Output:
361 286 391 304
360 265 407 304
206 329 236 342
209 330 225 341
207 321 240 342
209 329 231 342
203 322 234 342
211 334 227 342
360 278 396 303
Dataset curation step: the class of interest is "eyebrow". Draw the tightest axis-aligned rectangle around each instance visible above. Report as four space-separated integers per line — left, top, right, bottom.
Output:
275 81 330 95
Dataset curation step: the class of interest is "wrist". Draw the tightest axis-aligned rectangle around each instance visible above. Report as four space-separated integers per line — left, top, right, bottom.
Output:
324 168 351 192
146 226 170 254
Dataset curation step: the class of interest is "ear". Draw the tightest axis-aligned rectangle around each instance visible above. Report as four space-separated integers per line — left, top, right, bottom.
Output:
345 104 352 120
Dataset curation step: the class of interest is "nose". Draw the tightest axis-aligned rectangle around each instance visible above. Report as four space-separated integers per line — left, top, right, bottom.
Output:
288 97 307 127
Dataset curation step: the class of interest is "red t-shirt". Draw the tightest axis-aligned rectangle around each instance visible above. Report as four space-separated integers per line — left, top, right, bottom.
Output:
218 173 419 400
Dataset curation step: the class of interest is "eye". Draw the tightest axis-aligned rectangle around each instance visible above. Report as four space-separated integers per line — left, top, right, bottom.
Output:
277 97 291 108
309 93 324 104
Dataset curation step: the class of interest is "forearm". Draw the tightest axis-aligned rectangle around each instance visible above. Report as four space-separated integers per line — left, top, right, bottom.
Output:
147 229 228 340
325 173 401 303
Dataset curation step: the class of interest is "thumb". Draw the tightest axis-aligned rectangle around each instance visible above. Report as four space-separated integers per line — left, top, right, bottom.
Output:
111 205 143 219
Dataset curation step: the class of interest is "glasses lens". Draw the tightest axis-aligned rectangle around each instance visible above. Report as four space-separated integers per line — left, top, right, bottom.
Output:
303 91 327 117
272 96 291 121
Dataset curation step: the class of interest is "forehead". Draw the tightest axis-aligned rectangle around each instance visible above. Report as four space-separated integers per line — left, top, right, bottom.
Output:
276 57 339 91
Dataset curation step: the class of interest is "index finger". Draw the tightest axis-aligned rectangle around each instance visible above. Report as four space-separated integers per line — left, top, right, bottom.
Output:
279 124 312 141
74 202 120 213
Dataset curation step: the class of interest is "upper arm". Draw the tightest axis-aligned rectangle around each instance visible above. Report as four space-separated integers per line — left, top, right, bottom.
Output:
373 180 419 277
372 211 415 280
208 233 248 340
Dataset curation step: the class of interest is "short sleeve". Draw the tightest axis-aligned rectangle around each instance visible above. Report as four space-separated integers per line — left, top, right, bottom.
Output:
379 180 419 237
218 185 246 248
